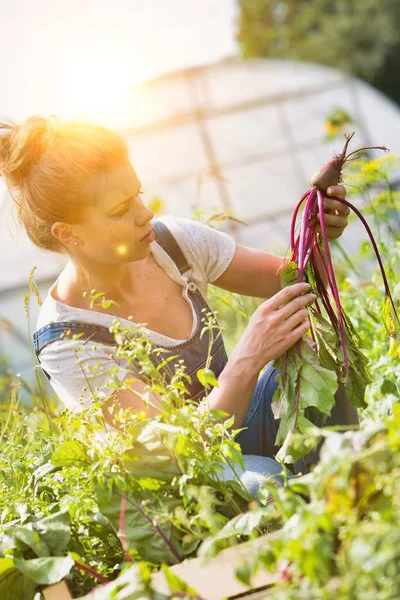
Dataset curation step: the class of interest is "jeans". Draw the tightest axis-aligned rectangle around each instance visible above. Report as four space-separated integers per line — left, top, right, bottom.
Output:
218 362 300 499
218 454 293 500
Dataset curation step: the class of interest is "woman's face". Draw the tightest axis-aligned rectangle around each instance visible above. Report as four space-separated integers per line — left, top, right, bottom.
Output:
57 161 155 264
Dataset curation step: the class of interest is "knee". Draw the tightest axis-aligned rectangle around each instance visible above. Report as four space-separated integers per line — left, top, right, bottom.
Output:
218 455 292 501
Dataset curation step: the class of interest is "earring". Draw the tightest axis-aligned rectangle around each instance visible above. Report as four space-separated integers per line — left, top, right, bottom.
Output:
73 241 78 246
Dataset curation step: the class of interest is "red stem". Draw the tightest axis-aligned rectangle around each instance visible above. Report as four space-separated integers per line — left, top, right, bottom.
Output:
316 190 350 384
313 244 340 329
298 190 317 279
124 494 183 563
74 561 109 584
327 194 400 330
309 246 340 335
290 189 313 252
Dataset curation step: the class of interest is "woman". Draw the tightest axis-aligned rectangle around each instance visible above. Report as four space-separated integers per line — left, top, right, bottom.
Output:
0 116 357 497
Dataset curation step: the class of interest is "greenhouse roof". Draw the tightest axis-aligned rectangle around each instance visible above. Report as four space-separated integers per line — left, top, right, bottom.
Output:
1 57 400 294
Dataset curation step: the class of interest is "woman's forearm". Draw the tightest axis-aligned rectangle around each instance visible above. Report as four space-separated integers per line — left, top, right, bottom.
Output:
197 354 260 430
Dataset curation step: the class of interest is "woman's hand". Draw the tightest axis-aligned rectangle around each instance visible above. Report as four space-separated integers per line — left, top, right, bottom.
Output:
230 282 317 376
316 184 350 241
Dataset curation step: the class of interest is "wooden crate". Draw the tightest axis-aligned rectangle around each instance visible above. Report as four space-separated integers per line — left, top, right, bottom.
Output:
43 581 73 600
43 535 277 600
151 535 276 599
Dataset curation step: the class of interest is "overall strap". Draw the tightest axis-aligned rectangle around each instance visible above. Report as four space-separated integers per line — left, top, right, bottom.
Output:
152 219 192 277
32 218 193 381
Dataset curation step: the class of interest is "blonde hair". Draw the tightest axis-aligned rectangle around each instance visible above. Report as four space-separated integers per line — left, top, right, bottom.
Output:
0 115 129 253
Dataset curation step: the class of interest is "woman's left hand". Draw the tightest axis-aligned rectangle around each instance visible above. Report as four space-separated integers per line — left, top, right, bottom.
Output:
316 185 350 241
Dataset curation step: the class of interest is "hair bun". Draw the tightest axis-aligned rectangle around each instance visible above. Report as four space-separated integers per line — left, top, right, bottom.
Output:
0 115 58 186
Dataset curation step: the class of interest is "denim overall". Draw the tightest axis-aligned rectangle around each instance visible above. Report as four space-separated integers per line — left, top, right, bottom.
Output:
32 219 358 495
33 220 229 401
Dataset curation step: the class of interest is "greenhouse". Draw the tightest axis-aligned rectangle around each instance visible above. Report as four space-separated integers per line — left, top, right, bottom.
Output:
1 57 400 386
0 54 399 599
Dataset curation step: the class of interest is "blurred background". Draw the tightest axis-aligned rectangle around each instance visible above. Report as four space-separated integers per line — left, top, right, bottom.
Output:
1 0 400 393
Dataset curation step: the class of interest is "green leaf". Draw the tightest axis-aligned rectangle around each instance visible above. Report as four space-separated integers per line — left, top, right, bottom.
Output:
96 485 183 565
208 409 230 421
272 336 338 462
181 536 201 555
13 527 49 557
382 294 400 340
221 442 245 471
197 368 219 389
0 558 36 600
34 510 71 556
276 414 316 464
0 559 15 576
77 561 154 600
121 421 182 482
387 403 400 451
235 559 256 587
13 556 74 585
337 320 371 408
198 507 272 558
161 564 199 595
280 261 299 288
3 511 71 560
51 441 90 467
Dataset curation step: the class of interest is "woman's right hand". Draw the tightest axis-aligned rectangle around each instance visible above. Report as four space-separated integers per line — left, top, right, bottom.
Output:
230 282 316 375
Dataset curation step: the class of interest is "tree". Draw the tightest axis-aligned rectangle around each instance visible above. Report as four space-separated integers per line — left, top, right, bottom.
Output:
236 0 400 106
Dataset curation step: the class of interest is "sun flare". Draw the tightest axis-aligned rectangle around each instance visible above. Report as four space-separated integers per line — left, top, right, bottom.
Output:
116 244 129 256
58 46 150 126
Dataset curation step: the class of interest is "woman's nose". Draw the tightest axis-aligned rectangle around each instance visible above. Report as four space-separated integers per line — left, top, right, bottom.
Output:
137 206 154 225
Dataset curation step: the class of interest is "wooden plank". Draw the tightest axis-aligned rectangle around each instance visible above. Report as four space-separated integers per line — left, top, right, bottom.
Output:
69 535 278 599
234 587 276 599
151 535 277 600
43 581 73 600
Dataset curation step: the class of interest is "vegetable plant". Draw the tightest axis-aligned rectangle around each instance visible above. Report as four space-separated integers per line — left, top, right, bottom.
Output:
272 132 400 463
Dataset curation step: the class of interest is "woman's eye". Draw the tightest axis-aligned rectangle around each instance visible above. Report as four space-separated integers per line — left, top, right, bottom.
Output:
113 208 128 218
112 189 144 218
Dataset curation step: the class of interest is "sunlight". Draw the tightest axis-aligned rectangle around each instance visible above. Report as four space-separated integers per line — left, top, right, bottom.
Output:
116 244 129 256
57 46 151 127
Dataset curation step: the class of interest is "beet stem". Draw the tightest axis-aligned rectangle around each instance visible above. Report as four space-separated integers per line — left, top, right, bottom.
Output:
74 561 109 584
311 246 339 330
291 189 312 252
298 190 317 280
345 146 389 161
313 244 340 332
316 190 350 384
327 194 400 329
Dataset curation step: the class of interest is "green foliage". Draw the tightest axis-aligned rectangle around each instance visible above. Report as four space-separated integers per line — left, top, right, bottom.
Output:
263 147 400 463
237 0 400 106
0 310 256 597
272 334 339 463
0 147 399 598
223 422 400 598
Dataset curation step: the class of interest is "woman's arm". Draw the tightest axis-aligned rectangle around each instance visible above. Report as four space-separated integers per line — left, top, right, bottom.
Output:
103 282 314 431
196 355 259 430
101 353 259 432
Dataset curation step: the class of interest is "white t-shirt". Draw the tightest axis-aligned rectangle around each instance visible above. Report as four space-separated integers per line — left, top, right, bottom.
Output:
36 215 236 413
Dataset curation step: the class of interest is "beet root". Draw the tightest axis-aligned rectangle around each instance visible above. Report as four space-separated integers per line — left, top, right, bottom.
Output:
309 132 389 193
310 157 343 191
310 132 355 192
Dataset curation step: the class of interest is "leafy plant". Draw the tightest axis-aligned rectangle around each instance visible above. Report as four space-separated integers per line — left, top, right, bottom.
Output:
0 143 399 598
271 134 399 462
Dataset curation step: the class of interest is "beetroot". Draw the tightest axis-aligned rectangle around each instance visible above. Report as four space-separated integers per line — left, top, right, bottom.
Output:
309 131 388 192
271 133 399 464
